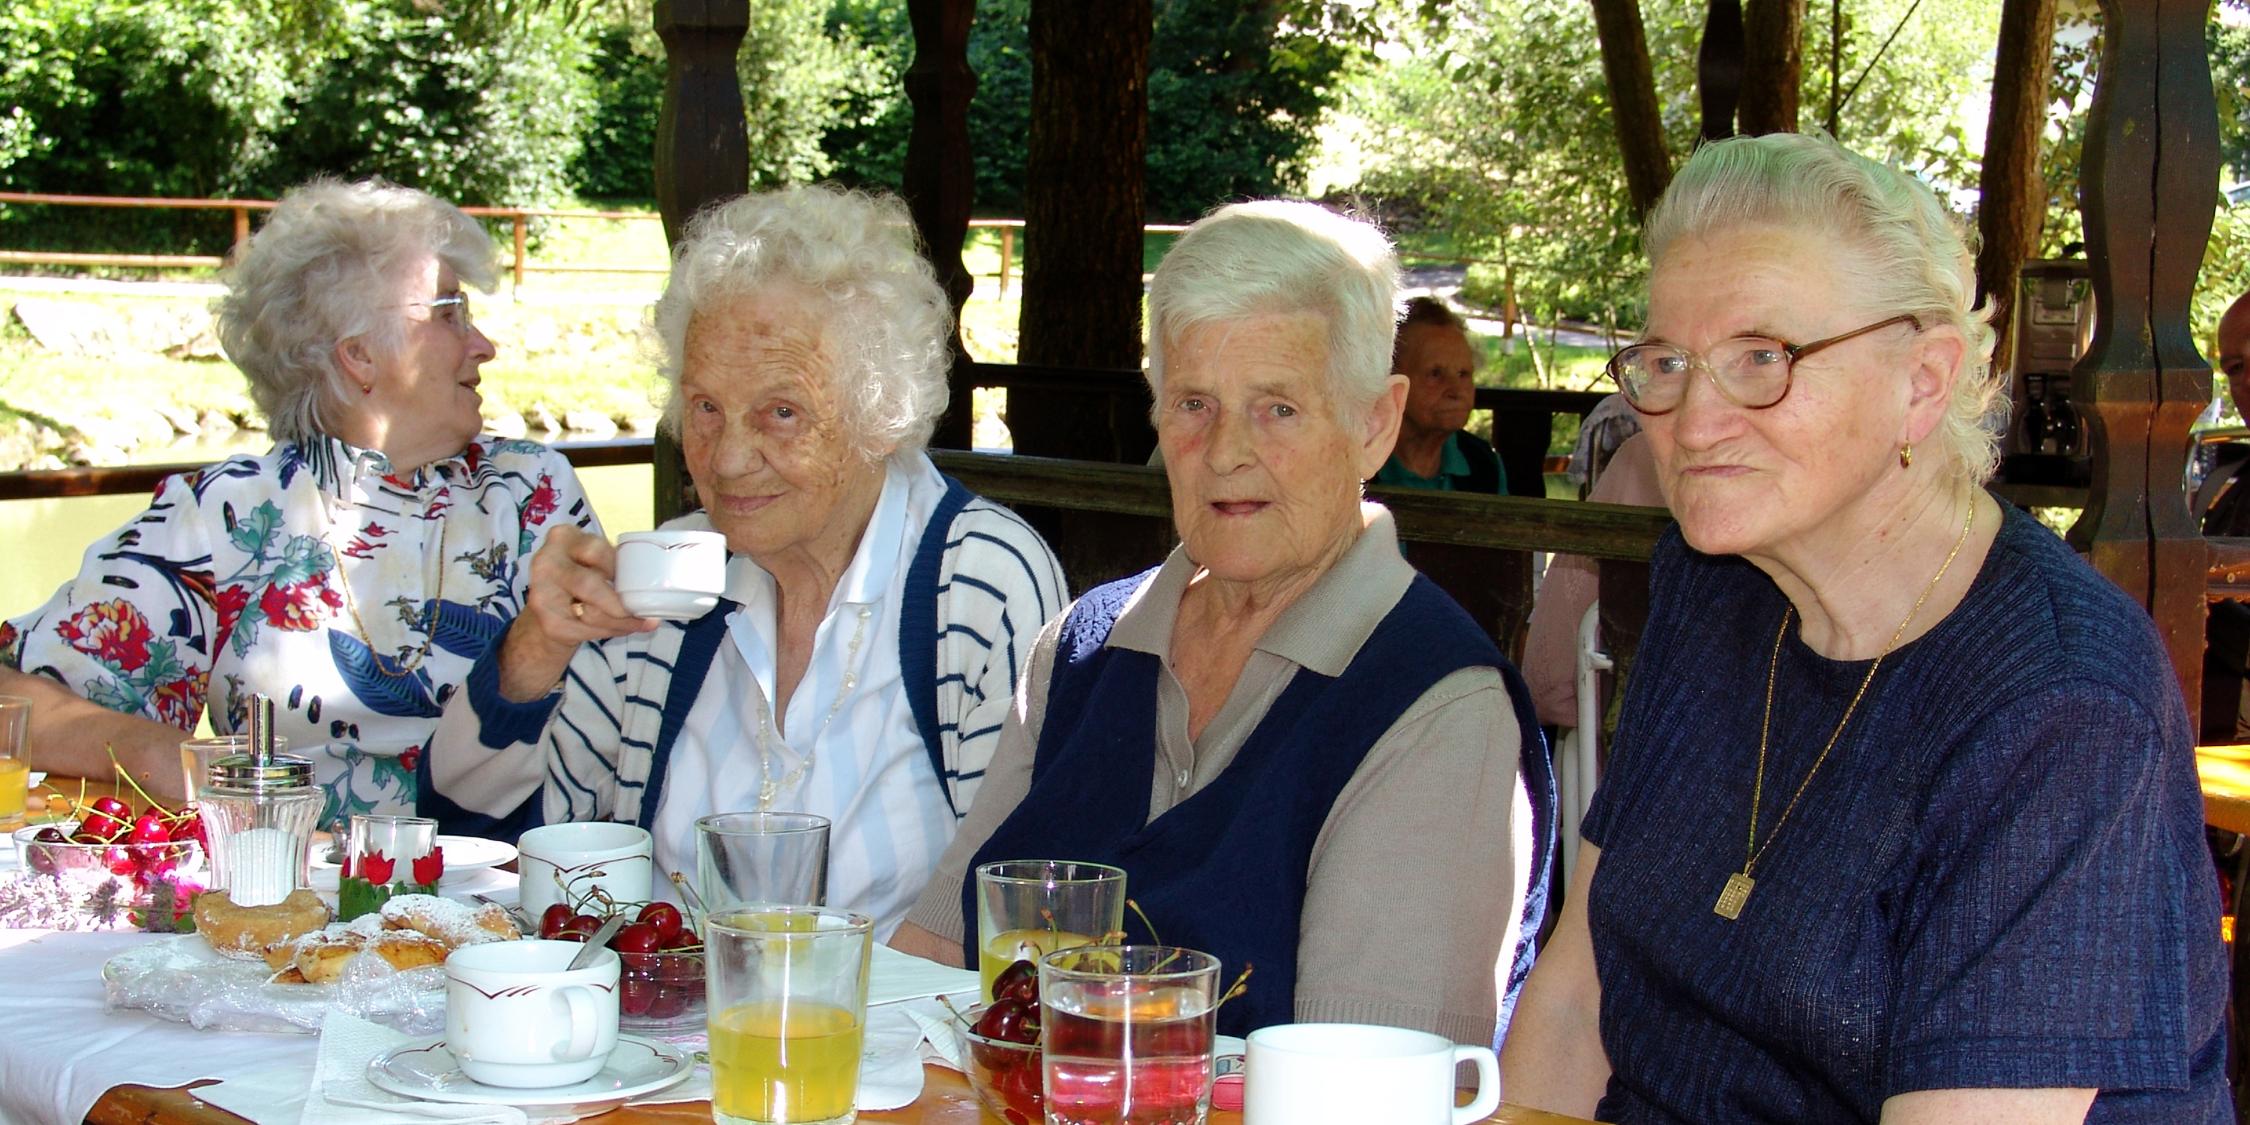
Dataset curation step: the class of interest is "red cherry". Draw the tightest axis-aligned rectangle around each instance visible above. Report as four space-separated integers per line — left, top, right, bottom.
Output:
557 931 589 943
621 977 659 1016
992 958 1039 1005
167 812 204 847
635 902 684 944
102 845 137 876
643 986 690 1019
90 796 130 819
658 951 702 984
129 811 170 847
559 914 601 940
611 922 661 955
538 904 573 939
33 827 68 845
976 998 1041 1044
660 927 700 951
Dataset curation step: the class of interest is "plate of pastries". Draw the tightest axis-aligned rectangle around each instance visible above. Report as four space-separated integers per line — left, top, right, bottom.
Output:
102 892 520 1035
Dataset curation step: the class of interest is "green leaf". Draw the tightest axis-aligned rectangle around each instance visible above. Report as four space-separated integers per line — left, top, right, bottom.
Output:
229 501 282 558
337 875 392 923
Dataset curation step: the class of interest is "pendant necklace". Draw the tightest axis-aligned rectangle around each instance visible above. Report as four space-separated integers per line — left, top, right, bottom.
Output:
750 605 872 808
1714 496 1975 921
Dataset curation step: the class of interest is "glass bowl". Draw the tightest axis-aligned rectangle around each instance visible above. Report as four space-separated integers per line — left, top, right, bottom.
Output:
958 1003 1044 1125
5 822 205 930
617 947 706 1033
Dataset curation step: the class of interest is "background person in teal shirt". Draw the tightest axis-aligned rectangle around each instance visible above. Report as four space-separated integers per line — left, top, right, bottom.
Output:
1374 296 1505 493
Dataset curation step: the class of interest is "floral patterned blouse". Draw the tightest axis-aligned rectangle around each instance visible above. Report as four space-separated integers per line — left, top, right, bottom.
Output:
0 434 600 823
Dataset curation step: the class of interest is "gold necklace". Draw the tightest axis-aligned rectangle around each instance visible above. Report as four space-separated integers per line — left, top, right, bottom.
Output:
331 502 450 679
1713 496 1977 921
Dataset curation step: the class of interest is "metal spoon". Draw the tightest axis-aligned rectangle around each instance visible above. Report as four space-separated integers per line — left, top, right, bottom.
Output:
567 914 627 970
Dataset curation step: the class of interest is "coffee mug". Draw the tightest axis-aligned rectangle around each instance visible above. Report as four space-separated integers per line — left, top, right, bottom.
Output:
446 939 620 1087
613 530 727 621
517 821 654 919
1243 1023 1500 1125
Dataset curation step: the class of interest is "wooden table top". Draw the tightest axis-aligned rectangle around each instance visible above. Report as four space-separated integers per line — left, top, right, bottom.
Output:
2198 743 2250 835
88 1063 1596 1124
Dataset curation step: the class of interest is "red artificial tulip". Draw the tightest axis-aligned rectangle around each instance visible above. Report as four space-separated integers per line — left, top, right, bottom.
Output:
411 846 444 886
358 850 395 885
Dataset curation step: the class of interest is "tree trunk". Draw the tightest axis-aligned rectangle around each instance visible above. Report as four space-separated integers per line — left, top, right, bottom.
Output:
903 0 979 451
1739 0 1804 134
652 0 749 522
1696 0 1745 141
1973 0 2057 371
1007 0 1155 463
1589 0 1675 220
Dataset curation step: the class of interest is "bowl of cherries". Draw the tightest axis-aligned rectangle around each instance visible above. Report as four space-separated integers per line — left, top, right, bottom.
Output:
12 797 205 929
537 899 704 1031
959 958 1045 1125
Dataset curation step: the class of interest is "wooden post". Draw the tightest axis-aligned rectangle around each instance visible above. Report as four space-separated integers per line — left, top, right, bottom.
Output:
232 207 249 255
999 226 1013 299
1974 0 2058 368
903 0 979 451
1696 0 1746 142
1738 0 1804 134
1589 0 1675 219
2071 0 2217 714
511 213 528 294
652 0 749 522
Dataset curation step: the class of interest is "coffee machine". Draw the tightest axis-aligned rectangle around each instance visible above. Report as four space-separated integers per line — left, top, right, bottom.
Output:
2000 258 2095 486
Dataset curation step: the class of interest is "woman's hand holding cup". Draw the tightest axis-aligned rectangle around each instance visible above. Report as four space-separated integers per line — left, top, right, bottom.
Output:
497 526 658 702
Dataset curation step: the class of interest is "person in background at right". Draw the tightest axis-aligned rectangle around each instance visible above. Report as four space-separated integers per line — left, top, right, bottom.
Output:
1372 296 1506 494
1501 130 2226 1122
2198 290 2250 739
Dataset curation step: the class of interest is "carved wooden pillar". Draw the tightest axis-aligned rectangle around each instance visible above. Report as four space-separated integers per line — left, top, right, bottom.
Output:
2072 0 2216 712
904 0 979 451
652 0 749 522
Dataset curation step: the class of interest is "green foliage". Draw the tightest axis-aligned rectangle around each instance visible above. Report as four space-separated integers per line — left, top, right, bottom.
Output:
570 24 662 200
735 0 903 189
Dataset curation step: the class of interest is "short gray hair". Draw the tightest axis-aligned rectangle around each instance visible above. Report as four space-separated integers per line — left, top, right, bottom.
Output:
1146 200 1399 422
1643 133 2004 484
215 178 496 445
652 185 952 459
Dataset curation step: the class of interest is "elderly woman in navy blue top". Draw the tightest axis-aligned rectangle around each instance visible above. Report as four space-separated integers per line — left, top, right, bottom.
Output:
1501 133 2228 1122
428 185 1065 936
894 201 1547 1044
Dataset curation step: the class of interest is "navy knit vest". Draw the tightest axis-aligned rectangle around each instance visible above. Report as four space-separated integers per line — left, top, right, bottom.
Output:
963 566 1552 1039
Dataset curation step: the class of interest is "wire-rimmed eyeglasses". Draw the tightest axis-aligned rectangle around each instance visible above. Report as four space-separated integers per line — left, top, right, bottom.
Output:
1605 314 1922 415
399 293 475 337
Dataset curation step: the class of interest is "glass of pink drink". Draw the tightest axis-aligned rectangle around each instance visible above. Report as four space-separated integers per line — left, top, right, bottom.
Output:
1038 945 1219 1125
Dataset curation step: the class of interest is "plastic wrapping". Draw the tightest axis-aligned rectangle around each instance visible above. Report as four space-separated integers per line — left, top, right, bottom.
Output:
102 933 445 1036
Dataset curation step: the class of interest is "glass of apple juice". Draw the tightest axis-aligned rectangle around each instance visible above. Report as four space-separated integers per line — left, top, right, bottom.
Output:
974 860 1127 1002
705 905 873 1125
1039 945 1220 1125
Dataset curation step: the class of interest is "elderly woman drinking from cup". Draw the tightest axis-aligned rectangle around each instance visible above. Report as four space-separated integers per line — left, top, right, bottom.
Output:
429 185 1065 937
1501 133 2228 1121
0 178 598 817
892 201 1546 1045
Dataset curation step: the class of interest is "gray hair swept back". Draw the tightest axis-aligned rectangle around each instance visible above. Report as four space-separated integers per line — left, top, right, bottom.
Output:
1146 200 1400 423
215 178 496 445
651 185 952 459
1643 132 2004 484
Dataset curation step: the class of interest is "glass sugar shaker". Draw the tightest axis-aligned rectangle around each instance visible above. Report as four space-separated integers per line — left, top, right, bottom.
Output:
199 695 321 907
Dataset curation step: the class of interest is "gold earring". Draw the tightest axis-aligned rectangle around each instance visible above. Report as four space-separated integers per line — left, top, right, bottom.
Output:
1899 443 1913 469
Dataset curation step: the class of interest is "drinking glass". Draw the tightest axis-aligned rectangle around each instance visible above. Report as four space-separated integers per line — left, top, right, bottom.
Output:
697 812 830 913
0 696 27 831
1039 945 1220 1125
345 813 437 883
974 860 1126 1002
705 905 873 1125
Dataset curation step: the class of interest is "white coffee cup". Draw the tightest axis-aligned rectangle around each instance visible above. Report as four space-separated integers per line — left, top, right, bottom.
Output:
517 821 654 920
613 530 726 621
1243 1023 1501 1125
445 939 620 1087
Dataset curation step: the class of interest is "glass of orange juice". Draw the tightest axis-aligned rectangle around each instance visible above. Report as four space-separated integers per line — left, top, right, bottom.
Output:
706 905 872 1125
975 860 1126 1002
0 695 29 830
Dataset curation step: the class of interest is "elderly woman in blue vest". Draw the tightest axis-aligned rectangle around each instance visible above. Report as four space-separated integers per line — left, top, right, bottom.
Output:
1501 134 2226 1121
428 185 1065 936
892 201 1548 1044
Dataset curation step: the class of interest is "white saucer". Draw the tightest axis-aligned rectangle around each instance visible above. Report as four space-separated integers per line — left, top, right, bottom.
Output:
312 834 517 872
619 589 720 621
367 1033 692 1112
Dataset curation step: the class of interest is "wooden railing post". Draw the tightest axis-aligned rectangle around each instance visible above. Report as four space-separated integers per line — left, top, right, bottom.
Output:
999 225 1014 298
231 206 249 255
511 212 528 293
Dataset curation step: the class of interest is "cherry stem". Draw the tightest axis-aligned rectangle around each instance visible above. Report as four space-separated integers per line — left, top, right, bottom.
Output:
1216 963 1255 1010
1125 898 1162 947
104 744 173 817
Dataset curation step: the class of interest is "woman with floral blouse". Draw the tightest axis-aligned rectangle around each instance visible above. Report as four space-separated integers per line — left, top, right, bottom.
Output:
0 178 599 822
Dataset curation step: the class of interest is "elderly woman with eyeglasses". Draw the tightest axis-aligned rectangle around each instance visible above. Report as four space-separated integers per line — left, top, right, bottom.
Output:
0 178 599 818
428 185 1065 936
1501 134 2227 1122
891 201 1547 1044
